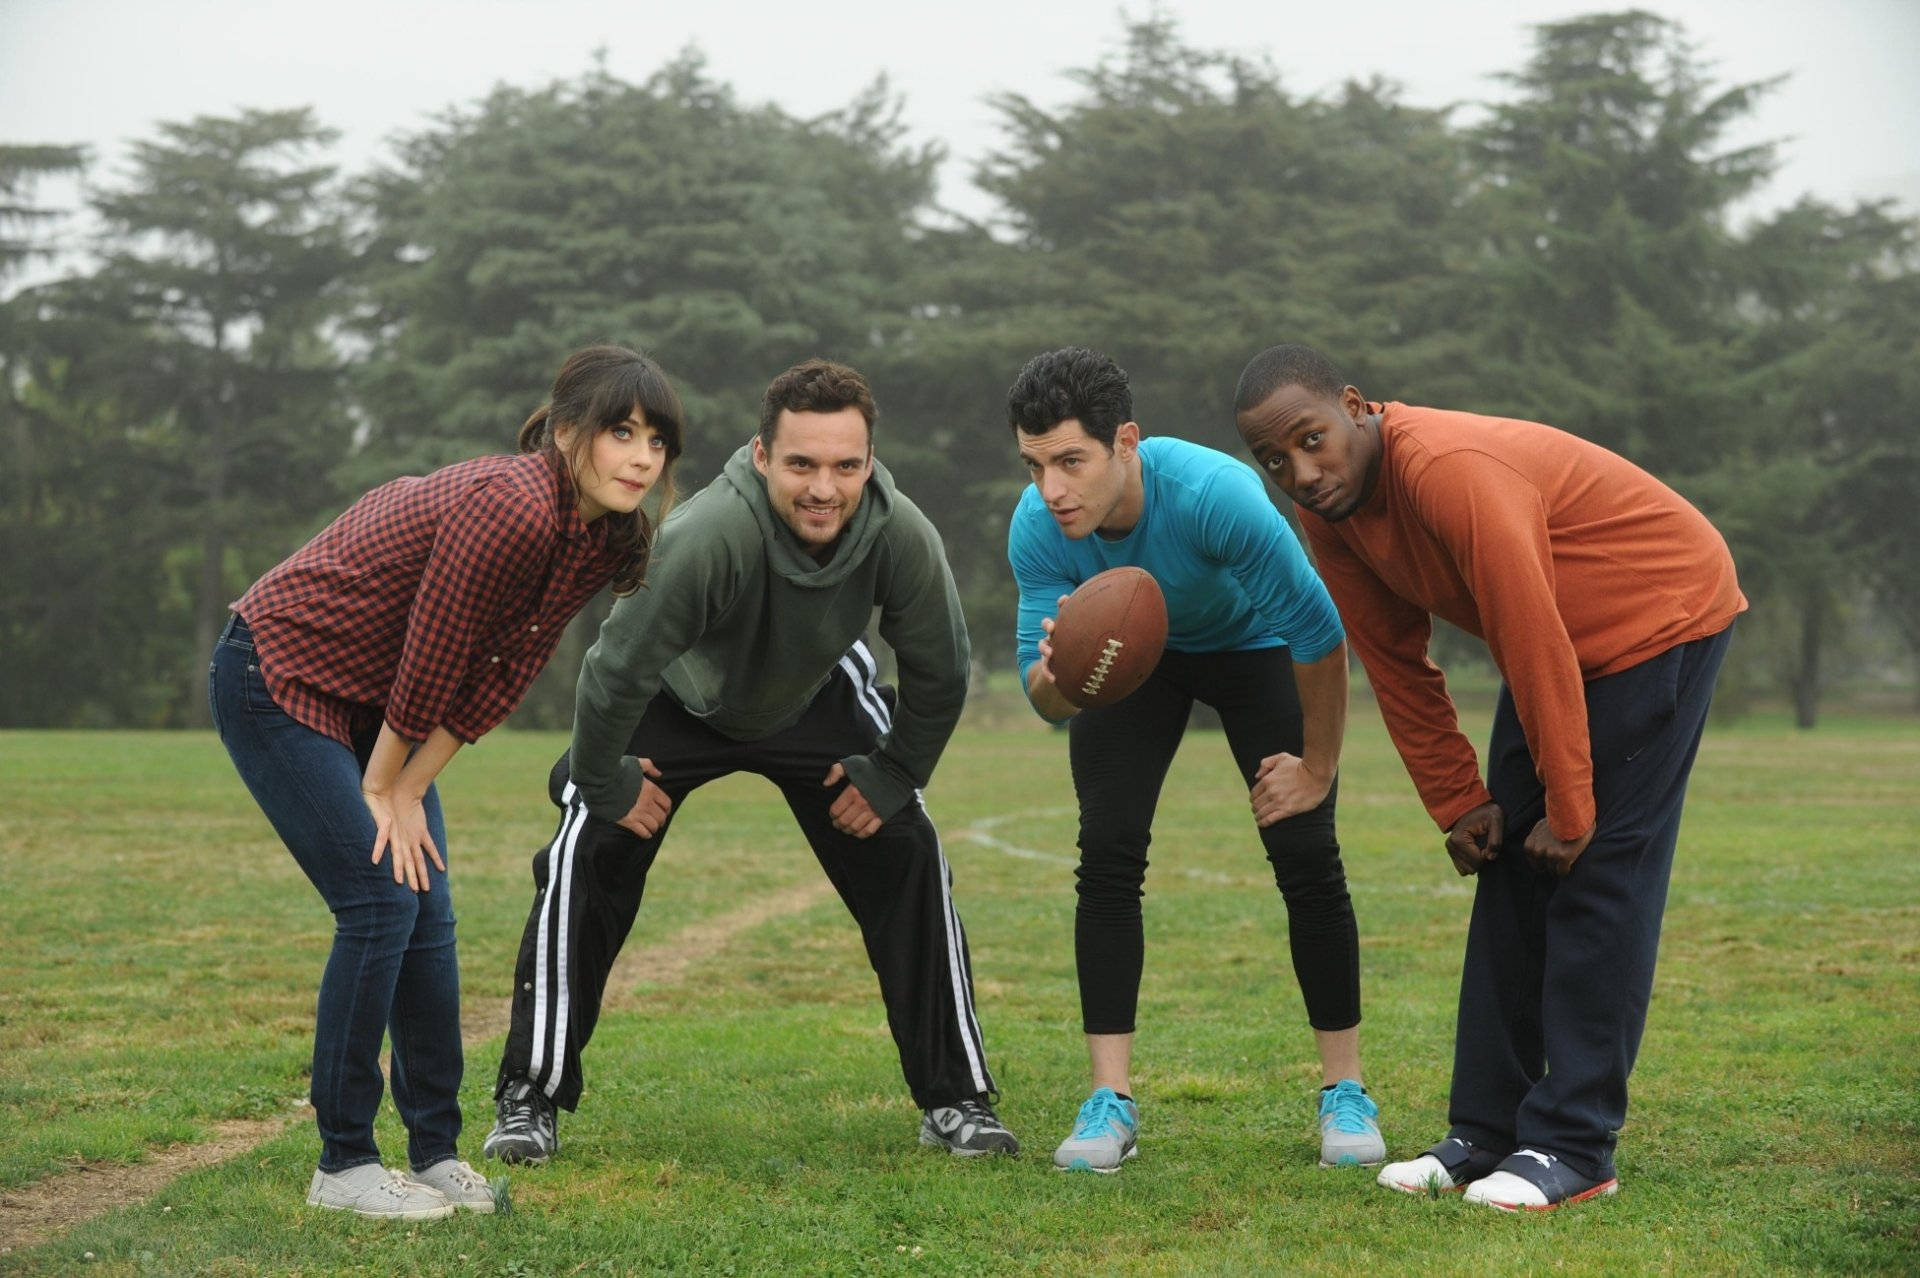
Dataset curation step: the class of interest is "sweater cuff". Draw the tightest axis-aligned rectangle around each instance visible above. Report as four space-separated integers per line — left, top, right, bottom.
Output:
838 753 913 824
1546 793 1596 843
1431 784 1498 835
577 756 645 824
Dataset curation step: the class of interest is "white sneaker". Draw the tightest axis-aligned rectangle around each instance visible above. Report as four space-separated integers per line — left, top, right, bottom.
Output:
1462 1149 1620 1212
1377 1136 1502 1194
306 1164 454 1220
1377 1154 1456 1194
1464 1170 1552 1208
409 1157 497 1212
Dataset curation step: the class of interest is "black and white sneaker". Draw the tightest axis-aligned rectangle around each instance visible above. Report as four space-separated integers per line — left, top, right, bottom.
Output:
1377 1135 1502 1194
482 1078 559 1165
919 1097 1020 1157
1464 1148 1620 1211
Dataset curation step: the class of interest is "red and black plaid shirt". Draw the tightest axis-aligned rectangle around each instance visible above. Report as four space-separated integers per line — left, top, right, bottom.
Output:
236 453 619 746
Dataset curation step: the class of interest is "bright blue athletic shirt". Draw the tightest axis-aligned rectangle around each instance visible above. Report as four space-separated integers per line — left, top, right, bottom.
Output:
1009 436 1345 689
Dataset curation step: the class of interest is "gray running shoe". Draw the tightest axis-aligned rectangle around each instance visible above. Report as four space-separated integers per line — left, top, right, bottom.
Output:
919 1097 1021 1156
1052 1087 1138 1173
482 1078 559 1165
305 1164 453 1220
1318 1079 1386 1167
409 1157 497 1212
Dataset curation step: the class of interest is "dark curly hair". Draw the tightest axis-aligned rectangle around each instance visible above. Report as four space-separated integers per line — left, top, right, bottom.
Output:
1006 347 1134 446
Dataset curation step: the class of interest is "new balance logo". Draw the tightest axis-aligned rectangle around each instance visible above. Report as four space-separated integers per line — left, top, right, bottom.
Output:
920 1101 1020 1157
928 1109 969 1137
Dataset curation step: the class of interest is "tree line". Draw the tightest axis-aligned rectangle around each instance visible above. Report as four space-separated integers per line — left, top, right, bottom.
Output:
3 11 1915 730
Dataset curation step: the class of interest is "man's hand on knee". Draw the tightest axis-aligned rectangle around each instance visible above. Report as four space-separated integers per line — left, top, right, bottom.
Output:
823 763 883 839
1249 751 1334 827
615 758 672 838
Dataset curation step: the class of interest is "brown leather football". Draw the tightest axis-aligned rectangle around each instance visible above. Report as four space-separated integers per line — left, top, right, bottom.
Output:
1050 566 1168 708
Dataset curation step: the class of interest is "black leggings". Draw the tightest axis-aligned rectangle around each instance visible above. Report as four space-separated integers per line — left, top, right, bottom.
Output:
1068 646 1360 1034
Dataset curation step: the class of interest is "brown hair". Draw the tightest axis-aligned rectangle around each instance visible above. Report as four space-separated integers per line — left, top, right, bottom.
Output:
757 359 876 451
518 344 686 595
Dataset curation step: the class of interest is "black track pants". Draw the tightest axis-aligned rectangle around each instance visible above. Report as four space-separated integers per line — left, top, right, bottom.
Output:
1067 646 1360 1034
495 643 995 1112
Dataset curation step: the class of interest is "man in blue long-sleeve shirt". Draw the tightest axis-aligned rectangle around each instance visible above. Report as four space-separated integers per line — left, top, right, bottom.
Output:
1004 347 1383 1173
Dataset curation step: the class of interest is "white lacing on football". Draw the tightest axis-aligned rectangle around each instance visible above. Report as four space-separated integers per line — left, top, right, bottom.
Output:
1080 637 1124 696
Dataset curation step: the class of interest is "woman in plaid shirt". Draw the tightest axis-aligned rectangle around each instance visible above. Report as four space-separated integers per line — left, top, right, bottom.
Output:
208 345 685 1219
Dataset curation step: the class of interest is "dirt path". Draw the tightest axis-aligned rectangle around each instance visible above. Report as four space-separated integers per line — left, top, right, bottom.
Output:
0 879 835 1256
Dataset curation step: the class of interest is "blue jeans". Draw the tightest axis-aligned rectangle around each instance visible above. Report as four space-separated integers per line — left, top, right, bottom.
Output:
208 615 463 1172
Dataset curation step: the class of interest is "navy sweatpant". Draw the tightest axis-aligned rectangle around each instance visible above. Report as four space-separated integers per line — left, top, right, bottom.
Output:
1447 625 1733 1180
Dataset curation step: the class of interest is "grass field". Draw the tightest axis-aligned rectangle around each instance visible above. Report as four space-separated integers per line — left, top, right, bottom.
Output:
1 702 1916 1275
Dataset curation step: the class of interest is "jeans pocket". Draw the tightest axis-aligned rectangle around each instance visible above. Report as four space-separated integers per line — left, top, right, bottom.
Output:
243 660 284 716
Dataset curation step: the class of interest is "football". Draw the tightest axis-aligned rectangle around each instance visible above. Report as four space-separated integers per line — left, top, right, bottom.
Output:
1049 566 1168 708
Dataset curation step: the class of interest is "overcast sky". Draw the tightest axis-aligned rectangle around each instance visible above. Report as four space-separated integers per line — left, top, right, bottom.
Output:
4 0 1917 240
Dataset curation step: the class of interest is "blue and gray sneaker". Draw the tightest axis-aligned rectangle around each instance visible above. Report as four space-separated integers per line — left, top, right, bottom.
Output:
1052 1087 1139 1173
1318 1079 1386 1167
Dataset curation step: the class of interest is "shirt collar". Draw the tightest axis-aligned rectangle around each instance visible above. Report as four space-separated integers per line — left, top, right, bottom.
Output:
542 454 595 544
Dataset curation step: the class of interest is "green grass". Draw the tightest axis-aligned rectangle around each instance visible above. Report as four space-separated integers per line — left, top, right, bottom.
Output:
1 702 1916 1275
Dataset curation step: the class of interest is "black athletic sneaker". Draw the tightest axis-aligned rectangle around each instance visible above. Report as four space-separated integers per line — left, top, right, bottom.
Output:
919 1097 1021 1157
482 1078 559 1165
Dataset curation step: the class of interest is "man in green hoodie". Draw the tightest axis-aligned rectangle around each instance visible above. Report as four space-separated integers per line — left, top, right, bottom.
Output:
483 359 1016 1165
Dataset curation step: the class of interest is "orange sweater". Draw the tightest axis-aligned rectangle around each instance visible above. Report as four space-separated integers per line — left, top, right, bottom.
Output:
1301 403 1746 839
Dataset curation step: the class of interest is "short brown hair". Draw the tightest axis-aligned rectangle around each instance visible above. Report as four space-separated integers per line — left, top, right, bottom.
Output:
758 359 877 451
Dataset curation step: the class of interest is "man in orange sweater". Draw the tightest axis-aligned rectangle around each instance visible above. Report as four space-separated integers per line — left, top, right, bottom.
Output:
1234 343 1745 1212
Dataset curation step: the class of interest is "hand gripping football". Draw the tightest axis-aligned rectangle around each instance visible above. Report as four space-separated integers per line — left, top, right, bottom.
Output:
1050 567 1168 708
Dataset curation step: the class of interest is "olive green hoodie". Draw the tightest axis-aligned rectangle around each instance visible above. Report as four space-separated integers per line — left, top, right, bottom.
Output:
568 442 970 823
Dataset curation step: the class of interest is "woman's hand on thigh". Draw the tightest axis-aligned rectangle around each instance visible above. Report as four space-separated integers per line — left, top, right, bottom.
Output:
362 787 447 891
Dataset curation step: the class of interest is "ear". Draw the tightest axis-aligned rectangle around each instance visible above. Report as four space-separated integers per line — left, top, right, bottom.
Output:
1114 420 1141 460
1339 385 1369 423
752 435 771 477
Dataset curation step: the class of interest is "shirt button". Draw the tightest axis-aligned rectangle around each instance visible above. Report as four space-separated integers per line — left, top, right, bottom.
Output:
530 624 539 632
490 656 501 664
